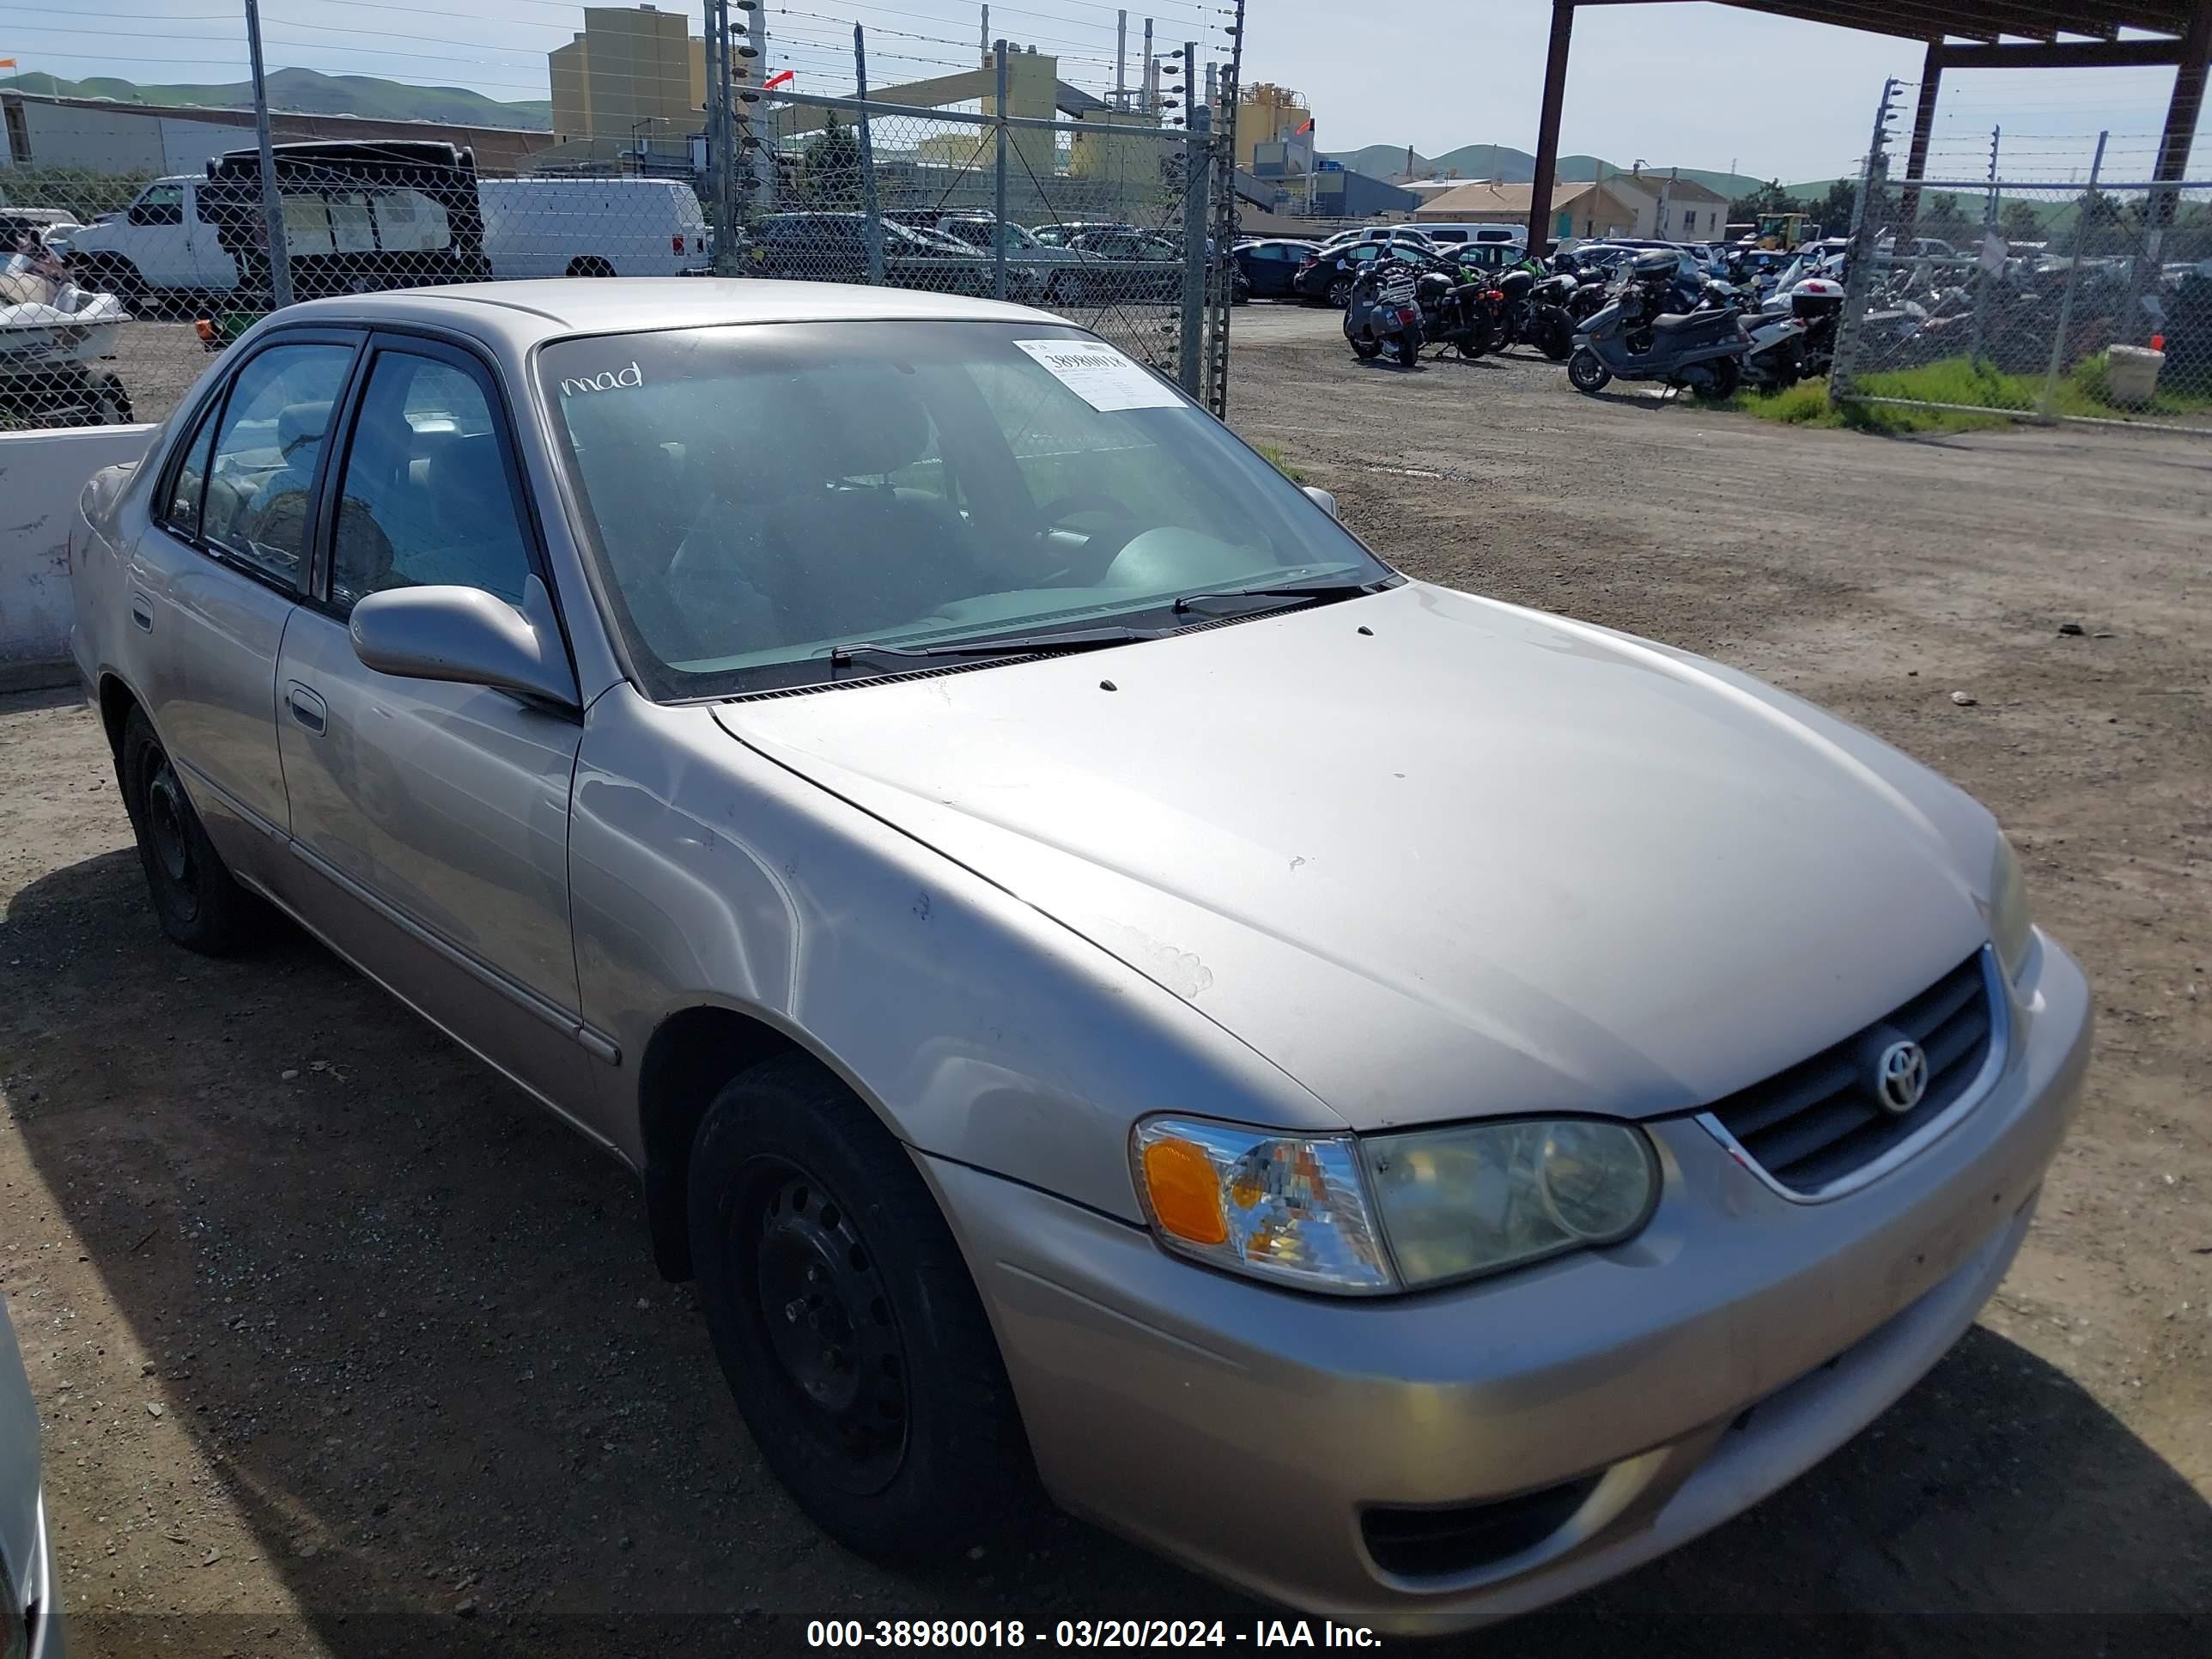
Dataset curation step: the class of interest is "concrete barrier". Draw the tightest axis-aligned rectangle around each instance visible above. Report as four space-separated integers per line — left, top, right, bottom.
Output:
1 423 156 692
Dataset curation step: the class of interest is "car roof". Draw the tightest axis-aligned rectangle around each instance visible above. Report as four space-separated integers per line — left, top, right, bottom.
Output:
274 279 1052 354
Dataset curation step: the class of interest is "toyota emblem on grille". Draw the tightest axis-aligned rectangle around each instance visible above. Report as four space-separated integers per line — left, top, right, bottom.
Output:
1874 1039 1929 1115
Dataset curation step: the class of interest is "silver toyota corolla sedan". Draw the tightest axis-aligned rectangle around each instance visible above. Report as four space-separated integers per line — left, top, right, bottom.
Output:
70 281 2090 1632
3 1303 60 1657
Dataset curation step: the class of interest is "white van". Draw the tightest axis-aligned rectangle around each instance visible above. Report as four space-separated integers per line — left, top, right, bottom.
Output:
478 178 710 278
66 173 713 303
1417 223 1526 248
63 176 240 305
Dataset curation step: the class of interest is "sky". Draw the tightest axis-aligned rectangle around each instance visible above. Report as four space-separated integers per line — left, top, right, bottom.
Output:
3 0 2205 187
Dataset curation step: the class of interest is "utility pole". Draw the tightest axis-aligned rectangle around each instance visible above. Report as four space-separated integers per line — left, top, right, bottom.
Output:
242 0 292 311
981 5 989 64
1115 9 1127 110
1142 18 1153 112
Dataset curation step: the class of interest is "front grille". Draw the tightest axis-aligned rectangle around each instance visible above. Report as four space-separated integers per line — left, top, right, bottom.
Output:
1705 951 1995 1194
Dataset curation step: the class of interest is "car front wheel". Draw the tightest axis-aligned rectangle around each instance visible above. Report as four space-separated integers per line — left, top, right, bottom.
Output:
688 1054 1036 1561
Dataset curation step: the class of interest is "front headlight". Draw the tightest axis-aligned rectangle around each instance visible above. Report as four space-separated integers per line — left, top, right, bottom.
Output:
1990 832 2034 983
1131 1115 1658 1295
1131 1117 1392 1292
1364 1119 1658 1289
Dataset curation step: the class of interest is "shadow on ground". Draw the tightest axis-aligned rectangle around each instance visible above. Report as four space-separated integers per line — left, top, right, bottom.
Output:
3 848 2207 1658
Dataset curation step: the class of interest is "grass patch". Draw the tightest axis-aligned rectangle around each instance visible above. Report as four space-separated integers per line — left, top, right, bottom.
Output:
1735 352 2212 435
1254 442 1308 483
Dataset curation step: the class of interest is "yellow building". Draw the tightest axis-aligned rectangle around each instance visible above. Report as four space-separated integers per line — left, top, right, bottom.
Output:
1237 83 1312 177
550 5 708 143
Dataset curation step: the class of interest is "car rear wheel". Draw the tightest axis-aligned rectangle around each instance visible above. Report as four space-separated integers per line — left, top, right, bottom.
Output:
688 1054 1037 1561
1328 276 1352 308
566 256 617 277
119 707 263 953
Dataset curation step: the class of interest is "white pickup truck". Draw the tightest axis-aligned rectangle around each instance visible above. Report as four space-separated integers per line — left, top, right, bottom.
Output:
65 173 708 307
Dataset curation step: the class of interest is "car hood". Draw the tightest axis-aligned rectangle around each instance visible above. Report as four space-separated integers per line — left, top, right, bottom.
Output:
714 582 1996 1131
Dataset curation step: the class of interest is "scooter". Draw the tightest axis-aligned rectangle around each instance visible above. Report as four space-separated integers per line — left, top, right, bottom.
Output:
1344 258 1425 367
1566 252 1751 398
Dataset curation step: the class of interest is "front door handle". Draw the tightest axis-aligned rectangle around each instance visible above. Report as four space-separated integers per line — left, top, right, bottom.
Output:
286 682 327 735
130 594 155 632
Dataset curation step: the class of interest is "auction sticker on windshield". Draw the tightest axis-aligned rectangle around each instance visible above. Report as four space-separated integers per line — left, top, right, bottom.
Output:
1013 338 1181 412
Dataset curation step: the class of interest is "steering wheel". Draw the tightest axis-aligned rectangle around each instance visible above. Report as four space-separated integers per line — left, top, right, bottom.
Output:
1035 491 1146 568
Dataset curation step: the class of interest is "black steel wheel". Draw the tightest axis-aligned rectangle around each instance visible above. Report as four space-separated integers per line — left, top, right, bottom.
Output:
689 1054 1037 1561
745 1158 909 1494
118 706 262 953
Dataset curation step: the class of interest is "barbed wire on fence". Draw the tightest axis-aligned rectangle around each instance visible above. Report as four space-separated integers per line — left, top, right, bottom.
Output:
1828 87 2212 433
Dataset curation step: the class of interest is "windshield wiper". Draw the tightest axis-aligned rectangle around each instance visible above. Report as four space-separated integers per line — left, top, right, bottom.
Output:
824 625 1153 669
1170 578 1377 615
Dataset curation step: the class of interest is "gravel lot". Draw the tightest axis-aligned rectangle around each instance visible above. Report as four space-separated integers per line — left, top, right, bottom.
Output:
3 305 2208 1656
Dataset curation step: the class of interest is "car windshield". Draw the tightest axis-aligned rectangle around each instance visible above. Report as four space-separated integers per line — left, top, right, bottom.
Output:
540 321 1390 698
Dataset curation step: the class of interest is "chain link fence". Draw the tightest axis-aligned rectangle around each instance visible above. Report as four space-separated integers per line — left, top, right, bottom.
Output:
3 93 1229 431
1830 116 2212 431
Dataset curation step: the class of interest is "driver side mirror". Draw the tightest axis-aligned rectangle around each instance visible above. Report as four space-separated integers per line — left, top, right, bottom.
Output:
349 575 578 710
1301 485 1339 520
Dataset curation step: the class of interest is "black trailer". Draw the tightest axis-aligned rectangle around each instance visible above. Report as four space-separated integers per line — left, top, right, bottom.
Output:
199 140 491 306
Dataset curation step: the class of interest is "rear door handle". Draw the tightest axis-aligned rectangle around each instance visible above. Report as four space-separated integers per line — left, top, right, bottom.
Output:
130 595 155 632
286 682 327 735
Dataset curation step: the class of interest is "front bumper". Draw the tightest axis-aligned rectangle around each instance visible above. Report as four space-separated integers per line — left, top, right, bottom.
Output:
922 934 2091 1634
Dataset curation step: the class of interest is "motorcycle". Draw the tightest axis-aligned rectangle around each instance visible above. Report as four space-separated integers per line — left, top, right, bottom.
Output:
1344 257 1425 367
1523 272 1582 360
1566 250 1751 398
1413 266 1492 359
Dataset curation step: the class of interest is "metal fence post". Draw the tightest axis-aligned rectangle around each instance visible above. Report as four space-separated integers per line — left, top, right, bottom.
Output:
992 41 1010 302
1179 76 1211 398
242 0 293 311
1968 125 1999 368
704 0 728 273
2038 130 2106 422
1828 77 1900 410
854 26 884 285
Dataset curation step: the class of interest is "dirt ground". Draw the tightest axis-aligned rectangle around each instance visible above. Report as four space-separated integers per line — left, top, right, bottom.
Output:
3 307 2208 1657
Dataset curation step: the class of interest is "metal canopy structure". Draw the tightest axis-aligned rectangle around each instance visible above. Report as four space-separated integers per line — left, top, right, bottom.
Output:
1525 0 2212 245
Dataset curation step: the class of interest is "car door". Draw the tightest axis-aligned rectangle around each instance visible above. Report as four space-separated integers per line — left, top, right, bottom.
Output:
127 331 361 883
273 332 593 1116
120 181 194 290
181 183 240 290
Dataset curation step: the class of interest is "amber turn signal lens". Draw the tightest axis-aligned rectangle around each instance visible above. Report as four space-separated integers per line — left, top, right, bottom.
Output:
1141 1137 1228 1246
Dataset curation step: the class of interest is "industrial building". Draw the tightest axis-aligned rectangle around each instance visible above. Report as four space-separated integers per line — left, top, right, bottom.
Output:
549 5 708 145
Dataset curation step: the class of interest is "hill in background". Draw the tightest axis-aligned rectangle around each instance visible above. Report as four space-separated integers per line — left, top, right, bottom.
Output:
1322 140 1839 202
1 68 553 131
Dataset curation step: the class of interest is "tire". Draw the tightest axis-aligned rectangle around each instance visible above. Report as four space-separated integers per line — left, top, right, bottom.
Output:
1540 315 1574 362
71 370 132 428
118 708 262 954
1392 334 1420 368
1328 277 1352 308
566 257 617 278
79 255 148 313
1351 336 1382 360
1691 356 1742 402
1567 347 1613 393
688 1054 1036 1562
